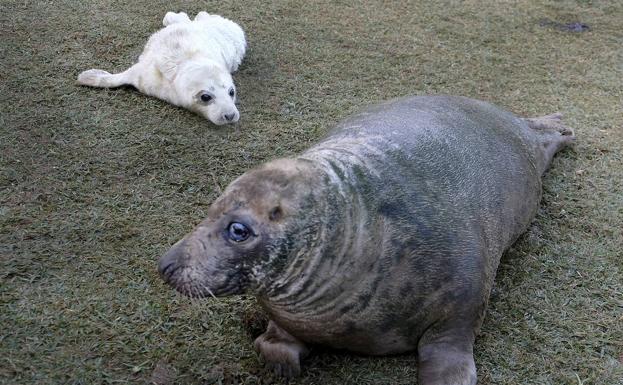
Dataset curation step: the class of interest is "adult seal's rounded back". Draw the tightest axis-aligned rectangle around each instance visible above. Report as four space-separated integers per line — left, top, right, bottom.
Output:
158 95 574 384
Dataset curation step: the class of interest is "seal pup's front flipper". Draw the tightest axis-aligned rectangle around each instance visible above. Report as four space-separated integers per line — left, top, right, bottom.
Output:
162 11 190 26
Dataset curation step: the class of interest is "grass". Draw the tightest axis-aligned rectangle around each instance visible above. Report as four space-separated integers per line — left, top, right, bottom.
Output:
1 0 622 384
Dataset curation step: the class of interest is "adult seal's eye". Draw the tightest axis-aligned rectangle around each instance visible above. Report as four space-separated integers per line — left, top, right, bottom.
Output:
228 222 251 242
200 93 213 103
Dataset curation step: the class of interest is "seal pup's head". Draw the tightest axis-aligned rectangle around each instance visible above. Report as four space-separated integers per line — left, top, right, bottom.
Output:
173 59 239 125
158 158 321 298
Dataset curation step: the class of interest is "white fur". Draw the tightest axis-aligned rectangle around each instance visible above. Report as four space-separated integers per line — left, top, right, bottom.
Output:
77 11 246 125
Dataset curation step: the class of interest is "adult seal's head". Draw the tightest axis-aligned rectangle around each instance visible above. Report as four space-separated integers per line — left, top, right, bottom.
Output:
158 95 575 384
158 158 324 298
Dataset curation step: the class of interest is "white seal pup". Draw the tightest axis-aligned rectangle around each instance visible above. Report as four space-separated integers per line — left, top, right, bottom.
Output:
77 11 246 125
158 96 575 384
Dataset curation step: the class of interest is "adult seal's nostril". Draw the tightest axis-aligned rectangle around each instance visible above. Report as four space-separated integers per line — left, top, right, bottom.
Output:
158 260 175 281
158 243 184 280
224 112 236 121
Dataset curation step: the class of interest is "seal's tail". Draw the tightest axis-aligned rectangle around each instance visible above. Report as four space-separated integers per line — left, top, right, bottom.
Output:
524 113 576 174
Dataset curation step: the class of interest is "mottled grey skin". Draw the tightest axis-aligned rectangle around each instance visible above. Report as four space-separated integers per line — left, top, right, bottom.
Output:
158 96 575 384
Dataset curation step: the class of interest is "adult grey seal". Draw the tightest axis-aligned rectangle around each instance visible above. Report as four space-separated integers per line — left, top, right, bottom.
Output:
158 95 575 384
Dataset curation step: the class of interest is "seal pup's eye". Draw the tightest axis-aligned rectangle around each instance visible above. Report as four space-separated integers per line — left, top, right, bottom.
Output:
228 222 251 242
198 92 214 104
228 87 235 98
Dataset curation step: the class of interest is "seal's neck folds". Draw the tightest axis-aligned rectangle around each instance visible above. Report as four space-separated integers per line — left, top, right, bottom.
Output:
256 145 383 319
